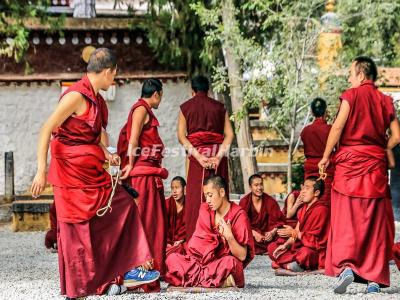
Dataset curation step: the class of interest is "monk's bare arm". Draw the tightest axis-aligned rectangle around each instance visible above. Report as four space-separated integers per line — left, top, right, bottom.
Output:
226 235 248 262
286 194 296 218
387 118 400 150
128 106 147 166
177 111 208 166
216 112 234 159
31 92 86 196
319 101 350 169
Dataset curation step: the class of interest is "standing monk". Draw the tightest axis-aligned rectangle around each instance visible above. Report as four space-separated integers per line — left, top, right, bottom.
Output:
178 75 234 239
30 48 160 299
318 56 400 294
300 98 333 204
239 174 285 255
118 78 167 292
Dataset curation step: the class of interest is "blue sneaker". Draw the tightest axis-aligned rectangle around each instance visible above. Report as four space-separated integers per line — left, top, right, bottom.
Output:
123 268 160 288
367 282 380 294
333 268 354 294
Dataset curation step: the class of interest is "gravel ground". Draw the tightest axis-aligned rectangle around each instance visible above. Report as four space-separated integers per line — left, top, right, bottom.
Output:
1 223 400 300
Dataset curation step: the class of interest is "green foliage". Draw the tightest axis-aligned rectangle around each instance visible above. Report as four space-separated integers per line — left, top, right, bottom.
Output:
0 0 65 63
136 0 218 75
282 156 305 191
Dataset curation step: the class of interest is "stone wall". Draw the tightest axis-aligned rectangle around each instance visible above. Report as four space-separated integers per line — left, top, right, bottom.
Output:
0 80 190 195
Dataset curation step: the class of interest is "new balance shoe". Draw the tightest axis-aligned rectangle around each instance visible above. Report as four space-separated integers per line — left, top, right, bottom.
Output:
333 268 354 294
123 268 160 288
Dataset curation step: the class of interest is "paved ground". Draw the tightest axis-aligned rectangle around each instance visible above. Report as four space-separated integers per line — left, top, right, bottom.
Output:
1 223 400 300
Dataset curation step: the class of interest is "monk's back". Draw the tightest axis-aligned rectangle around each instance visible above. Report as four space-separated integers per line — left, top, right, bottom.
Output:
339 80 395 148
180 92 226 135
301 119 331 158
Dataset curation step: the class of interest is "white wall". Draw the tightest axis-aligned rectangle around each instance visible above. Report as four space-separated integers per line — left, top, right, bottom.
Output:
0 80 190 195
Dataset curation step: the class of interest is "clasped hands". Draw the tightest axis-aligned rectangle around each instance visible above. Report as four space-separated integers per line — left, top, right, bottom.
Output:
218 219 234 241
197 154 221 170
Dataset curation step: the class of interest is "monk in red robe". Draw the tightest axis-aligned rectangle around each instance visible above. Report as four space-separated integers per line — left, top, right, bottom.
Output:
166 176 186 256
268 177 330 272
239 174 285 255
165 175 254 288
318 56 400 294
118 78 167 292
281 190 301 228
301 98 333 204
178 75 234 240
30 48 160 299
44 130 110 252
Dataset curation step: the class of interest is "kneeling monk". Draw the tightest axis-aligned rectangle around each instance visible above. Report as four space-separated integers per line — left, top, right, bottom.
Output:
165 175 255 288
166 176 187 256
30 48 159 299
268 177 330 272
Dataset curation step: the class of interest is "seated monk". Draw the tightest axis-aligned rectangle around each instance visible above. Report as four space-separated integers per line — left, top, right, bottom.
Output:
239 174 285 255
166 176 187 256
281 190 301 228
165 175 255 288
268 177 330 272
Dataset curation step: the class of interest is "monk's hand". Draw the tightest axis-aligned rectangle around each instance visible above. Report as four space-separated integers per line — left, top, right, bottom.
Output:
208 156 222 170
120 164 132 180
196 154 210 169
108 153 121 166
264 228 278 242
294 194 304 208
140 260 154 271
318 157 329 172
277 225 294 238
273 244 288 259
252 230 264 243
219 219 234 240
31 170 46 198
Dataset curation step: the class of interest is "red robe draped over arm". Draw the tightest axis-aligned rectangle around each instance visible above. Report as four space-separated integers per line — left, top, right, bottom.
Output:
239 193 285 254
165 202 255 288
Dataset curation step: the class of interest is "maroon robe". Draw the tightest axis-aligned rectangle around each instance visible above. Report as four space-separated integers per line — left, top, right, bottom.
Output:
166 196 186 256
281 190 301 228
268 200 330 270
300 118 333 204
165 202 254 288
181 92 229 239
47 75 153 298
325 80 395 287
45 202 57 249
239 193 285 254
117 99 167 290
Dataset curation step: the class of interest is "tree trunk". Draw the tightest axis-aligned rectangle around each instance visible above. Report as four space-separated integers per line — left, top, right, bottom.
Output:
217 92 245 194
221 0 257 192
287 127 295 193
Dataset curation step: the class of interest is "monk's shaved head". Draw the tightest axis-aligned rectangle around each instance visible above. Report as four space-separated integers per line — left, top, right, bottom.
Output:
87 48 117 73
203 175 227 192
354 56 378 82
305 176 325 198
